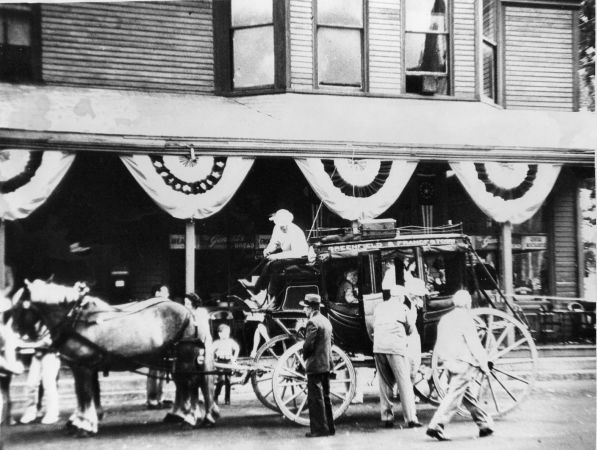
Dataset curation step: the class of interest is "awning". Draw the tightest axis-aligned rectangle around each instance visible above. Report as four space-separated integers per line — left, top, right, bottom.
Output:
0 84 594 164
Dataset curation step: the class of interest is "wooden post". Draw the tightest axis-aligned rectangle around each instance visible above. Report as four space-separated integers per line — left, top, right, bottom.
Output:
501 221 514 300
0 220 5 291
185 219 196 294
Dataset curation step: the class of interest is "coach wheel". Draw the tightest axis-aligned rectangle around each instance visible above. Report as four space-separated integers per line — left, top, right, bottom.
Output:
271 342 356 427
431 307 538 418
251 334 296 411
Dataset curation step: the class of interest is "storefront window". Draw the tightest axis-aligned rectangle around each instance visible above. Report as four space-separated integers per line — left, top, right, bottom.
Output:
316 0 364 88
404 0 450 95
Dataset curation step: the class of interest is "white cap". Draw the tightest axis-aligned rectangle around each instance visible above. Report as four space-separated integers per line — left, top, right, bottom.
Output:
270 209 294 226
452 290 472 308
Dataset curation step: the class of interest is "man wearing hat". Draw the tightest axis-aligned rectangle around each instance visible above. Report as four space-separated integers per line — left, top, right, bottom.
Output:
241 209 309 308
300 293 335 438
372 285 421 429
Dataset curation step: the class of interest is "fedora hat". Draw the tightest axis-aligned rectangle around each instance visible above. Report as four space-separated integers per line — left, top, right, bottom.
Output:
299 293 322 308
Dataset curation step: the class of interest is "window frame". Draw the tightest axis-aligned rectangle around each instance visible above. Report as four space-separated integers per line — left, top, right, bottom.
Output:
0 3 41 83
481 0 500 103
313 0 367 91
213 0 287 95
402 0 452 96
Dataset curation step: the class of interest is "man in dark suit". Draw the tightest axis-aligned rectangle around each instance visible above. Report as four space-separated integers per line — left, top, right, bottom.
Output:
300 293 335 438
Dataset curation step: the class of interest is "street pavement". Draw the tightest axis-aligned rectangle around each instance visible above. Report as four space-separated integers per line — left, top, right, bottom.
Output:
3 379 595 450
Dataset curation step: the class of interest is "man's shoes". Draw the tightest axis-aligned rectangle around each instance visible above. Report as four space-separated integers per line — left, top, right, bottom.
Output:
426 426 450 441
305 432 329 438
146 402 161 410
20 408 39 424
479 427 494 438
380 421 394 428
41 415 59 425
407 421 423 428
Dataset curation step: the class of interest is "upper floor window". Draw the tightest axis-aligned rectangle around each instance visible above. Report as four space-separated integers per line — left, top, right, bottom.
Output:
0 4 38 82
315 0 364 88
482 0 498 101
404 0 450 95
213 0 286 93
231 0 274 89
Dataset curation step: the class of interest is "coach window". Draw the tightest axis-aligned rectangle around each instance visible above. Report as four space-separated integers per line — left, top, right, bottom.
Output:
404 0 450 95
213 0 286 93
315 0 365 89
0 4 40 82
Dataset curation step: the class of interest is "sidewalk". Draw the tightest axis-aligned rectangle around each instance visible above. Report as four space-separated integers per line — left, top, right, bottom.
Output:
6 344 595 414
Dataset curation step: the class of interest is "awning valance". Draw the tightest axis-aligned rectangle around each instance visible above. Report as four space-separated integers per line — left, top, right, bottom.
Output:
0 150 75 220
0 85 594 164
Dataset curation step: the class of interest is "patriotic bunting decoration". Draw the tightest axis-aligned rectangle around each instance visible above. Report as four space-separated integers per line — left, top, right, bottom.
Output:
449 162 561 224
120 154 254 219
295 158 417 220
0 150 75 220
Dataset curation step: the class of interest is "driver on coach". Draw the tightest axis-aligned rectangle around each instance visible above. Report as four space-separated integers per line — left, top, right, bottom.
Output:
263 209 308 261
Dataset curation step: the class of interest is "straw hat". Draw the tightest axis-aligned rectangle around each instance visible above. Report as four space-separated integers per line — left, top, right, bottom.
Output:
269 209 294 226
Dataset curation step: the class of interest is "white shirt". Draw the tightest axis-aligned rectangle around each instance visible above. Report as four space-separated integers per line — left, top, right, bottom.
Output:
372 298 413 355
264 223 308 259
434 308 488 371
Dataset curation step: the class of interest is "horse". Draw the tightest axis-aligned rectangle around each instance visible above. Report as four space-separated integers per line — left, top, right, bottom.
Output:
11 279 218 436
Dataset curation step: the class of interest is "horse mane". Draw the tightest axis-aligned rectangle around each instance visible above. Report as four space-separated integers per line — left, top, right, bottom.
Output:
27 280 110 307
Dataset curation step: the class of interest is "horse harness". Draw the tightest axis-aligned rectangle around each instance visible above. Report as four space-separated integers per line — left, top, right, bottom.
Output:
25 293 220 378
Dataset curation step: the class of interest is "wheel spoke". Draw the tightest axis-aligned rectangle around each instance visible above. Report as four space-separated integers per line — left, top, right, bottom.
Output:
295 393 309 418
280 380 308 387
280 367 307 380
491 367 530 385
263 388 273 399
266 347 281 359
330 390 347 401
493 337 528 360
283 385 308 406
492 323 514 353
256 376 273 383
333 360 347 372
486 373 501 414
491 372 517 402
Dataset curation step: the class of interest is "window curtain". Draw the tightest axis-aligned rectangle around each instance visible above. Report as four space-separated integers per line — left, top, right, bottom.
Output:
295 158 418 220
449 162 561 224
0 150 75 220
120 154 255 219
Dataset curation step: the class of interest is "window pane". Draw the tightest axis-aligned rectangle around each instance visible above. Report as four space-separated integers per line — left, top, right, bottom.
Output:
483 0 496 40
231 0 272 28
0 19 5 44
7 15 30 46
317 0 362 27
483 43 496 99
405 0 447 32
405 33 447 73
406 75 448 94
233 26 274 88
318 28 362 86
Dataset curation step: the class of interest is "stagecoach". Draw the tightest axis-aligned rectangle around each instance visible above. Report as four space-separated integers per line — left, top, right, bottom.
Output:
218 223 538 426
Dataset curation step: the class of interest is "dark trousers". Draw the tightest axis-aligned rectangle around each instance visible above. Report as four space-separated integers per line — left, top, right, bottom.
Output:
254 258 307 305
307 373 335 436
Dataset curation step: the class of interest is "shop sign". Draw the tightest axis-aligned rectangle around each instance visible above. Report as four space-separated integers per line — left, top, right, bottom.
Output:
169 234 271 250
471 235 499 250
521 235 547 250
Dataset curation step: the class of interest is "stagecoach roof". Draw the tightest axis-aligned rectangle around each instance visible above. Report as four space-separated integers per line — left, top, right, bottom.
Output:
313 233 470 259
0 84 594 164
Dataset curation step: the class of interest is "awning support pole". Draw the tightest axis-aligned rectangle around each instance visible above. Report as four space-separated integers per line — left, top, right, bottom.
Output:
501 221 514 300
185 219 196 295
0 220 5 291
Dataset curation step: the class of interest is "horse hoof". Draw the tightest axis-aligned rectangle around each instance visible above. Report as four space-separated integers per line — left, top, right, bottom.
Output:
180 422 194 431
75 429 96 439
163 413 184 424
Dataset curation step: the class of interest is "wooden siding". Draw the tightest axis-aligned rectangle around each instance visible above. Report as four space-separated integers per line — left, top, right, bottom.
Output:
550 170 579 297
504 6 574 110
453 0 476 97
41 1 214 94
368 0 401 95
289 0 314 89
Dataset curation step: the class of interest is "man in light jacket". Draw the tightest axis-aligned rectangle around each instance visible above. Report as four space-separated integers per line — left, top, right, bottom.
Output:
372 285 421 429
426 290 494 441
